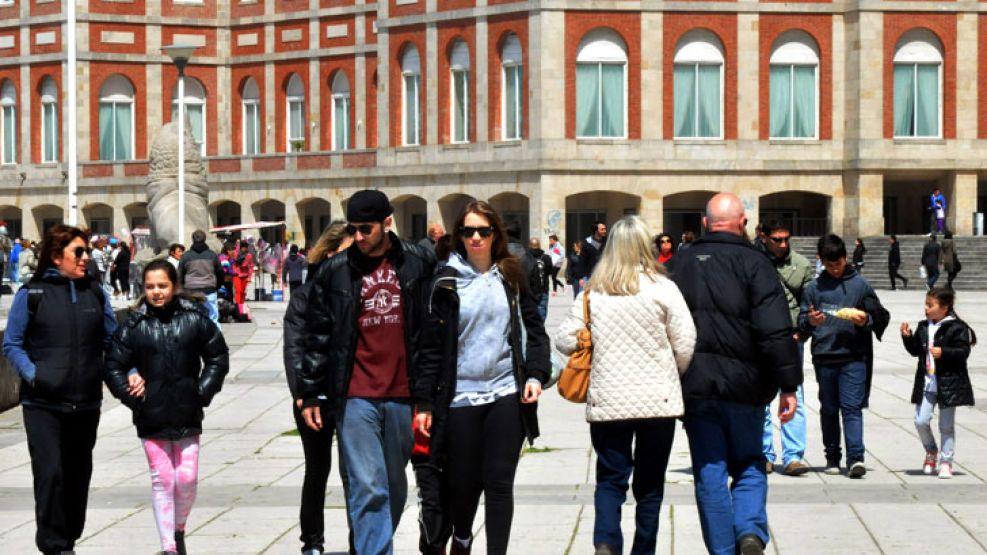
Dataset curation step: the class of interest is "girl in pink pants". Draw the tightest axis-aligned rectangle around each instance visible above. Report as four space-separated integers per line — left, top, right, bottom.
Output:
104 259 229 554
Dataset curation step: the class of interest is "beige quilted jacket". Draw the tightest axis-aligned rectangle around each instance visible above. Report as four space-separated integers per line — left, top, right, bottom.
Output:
554 274 697 422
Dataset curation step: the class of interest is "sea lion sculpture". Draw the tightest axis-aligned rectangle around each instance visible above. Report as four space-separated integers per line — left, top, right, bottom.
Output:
146 120 211 252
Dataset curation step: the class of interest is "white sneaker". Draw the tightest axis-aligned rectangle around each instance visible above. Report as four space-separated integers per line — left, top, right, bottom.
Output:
939 461 953 479
848 461 867 478
923 451 938 475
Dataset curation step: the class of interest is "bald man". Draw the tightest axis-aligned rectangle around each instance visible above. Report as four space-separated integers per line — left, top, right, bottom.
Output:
667 193 802 555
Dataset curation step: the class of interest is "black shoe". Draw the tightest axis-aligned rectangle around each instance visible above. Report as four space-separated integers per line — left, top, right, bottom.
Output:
175 530 186 555
594 544 618 555
738 534 765 555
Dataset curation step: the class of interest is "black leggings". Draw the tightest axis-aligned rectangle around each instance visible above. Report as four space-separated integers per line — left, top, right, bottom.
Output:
550 266 563 293
888 265 908 289
445 395 524 555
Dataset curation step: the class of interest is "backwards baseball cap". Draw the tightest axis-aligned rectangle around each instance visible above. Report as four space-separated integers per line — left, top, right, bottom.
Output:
346 189 393 222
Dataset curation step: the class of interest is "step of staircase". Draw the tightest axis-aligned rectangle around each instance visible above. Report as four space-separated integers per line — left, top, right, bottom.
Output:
790 235 987 290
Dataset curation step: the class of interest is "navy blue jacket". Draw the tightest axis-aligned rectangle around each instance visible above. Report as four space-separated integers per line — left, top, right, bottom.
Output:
798 267 888 364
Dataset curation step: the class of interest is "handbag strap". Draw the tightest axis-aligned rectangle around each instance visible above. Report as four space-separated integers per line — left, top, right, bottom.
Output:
582 291 591 328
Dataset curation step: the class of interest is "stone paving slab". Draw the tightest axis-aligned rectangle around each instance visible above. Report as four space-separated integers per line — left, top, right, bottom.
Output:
0 289 985 553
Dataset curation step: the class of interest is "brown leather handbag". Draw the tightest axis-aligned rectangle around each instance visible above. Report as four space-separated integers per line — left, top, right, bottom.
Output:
558 292 592 403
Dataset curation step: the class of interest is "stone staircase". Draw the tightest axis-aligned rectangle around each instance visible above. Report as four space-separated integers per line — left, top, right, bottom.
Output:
789 236 987 291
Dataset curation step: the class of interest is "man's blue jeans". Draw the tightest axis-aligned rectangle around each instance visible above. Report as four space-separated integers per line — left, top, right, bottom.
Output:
926 266 940 290
814 360 866 465
590 418 675 555
337 398 413 555
684 399 768 555
537 293 549 321
763 345 806 466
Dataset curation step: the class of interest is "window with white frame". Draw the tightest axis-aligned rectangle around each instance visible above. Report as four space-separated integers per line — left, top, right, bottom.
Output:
286 74 305 151
769 32 819 139
402 46 421 146
331 71 350 151
242 78 260 155
501 34 523 140
893 29 942 139
41 77 58 163
98 75 135 161
0 80 15 165
171 77 207 156
575 29 627 138
673 30 724 139
449 40 470 143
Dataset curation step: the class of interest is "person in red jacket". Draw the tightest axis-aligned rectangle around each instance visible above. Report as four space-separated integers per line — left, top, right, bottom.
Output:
233 240 254 322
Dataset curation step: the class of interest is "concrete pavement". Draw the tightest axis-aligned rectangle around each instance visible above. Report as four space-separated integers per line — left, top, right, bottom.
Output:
0 287 986 554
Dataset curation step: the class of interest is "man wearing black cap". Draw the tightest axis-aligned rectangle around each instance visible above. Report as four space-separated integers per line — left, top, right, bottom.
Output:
299 189 436 555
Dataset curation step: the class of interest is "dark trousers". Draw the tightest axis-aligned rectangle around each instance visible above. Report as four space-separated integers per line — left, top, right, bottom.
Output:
413 459 450 555
947 270 959 289
289 280 303 294
23 406 100 555
926 265 940 290
550 266 563 293
292 402 352 554
815 361 867 465
590 418 675 555
888 265 908 290
445 395 524 555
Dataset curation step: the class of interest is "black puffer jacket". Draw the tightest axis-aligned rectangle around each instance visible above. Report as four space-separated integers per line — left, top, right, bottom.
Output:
283 260 324 400
668 232 802 405
902 318 975 408
416 264 550 460
299 234 436 412
104 297 229 439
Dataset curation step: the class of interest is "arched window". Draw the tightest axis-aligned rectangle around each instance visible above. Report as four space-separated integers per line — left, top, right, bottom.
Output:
449 40 470 143
171 77 207 155
575 29 627 138
893 29 942 138
40 77 58 162
331 71 350 151
0 80 15 165
242 78 260 155
286 74 305 151
98 75 135 161
402 46 421 146
673 30 724 139
770 31 819 139
501 33 522 141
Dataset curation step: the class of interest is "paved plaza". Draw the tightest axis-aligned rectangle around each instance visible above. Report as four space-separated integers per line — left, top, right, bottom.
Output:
1 287 986 554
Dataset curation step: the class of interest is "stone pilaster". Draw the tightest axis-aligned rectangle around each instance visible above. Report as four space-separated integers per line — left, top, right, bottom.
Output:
309 57 321 152
529 10 565 140
426 23 438 145
640 12 662 140
475 17 488 142
951 171 977 235
264 60 276 153
844 172 884 237
737 14 758 140
956 14 978 140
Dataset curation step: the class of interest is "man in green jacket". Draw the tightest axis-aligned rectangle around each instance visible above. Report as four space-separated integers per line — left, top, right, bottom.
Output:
758 220 814 476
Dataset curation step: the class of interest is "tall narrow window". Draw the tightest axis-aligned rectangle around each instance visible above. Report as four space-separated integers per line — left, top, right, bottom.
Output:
41 77 58 162
98 75 135 161
242 78 260 155
575 29 627 139
449 40 470 143
673 31 723 139
171 78 207 155
402 47 421 146
0 80 15 165
501 34 522 140
769 32 819 139
286 74 305 151
893 30 942 139
331 72 350 151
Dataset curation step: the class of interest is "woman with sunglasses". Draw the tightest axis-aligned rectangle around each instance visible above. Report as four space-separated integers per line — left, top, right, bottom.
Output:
2 225 118 555
655 233 675 266
415 200 550 555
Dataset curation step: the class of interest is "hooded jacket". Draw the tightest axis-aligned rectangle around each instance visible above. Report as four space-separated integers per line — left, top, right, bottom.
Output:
178 241 225 293
767 248 814 326
668 232 801 406
902 318 975 407
104 297 229 439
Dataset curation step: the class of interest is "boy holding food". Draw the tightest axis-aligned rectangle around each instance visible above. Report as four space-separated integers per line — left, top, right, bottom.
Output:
798 234 889 479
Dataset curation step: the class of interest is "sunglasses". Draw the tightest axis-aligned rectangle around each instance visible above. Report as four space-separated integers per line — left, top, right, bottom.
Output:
767 235 791 244
459 226 495 238
346 223 376 236
70 246 91 259
659 239 672 243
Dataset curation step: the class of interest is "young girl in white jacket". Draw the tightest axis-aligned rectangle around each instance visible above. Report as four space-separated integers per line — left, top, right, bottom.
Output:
556 215 696 555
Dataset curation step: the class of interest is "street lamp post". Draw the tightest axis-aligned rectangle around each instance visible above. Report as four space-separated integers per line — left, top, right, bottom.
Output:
162 44 198 245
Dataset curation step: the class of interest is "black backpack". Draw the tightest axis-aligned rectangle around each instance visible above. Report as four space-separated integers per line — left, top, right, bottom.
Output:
529 253 547 295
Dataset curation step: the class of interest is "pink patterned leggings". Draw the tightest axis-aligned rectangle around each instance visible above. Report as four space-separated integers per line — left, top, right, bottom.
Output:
142 436 200 551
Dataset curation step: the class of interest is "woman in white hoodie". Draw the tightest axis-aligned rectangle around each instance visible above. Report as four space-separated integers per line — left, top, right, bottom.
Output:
556 215 697 555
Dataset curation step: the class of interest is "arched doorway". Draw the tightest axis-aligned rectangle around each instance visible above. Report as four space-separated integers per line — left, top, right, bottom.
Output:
391 195 427 241
759 191 831 237
32 205 64 237
662 191 716 242
253 200 286 246
439 194 476 234
565 191 641 250
82 203 113 236
210 200 242 228
0 205 22 239
296 198 332 248
124 202 149 231
489 192 530 243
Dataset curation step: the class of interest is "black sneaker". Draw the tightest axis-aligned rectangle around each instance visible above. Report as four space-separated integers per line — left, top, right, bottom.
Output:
738 534 765 555
848 461 867 478
824 458 841 475
175 530 186 555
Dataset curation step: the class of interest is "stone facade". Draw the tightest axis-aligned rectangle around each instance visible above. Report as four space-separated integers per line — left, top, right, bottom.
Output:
0 0 985 247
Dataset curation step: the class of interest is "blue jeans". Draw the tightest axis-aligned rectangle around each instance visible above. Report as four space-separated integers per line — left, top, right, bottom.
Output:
537 293 549 321
926 266 940 290
590 418 675 555
814 360 866 465
204 292 219 325
763 345 806 466
337 398 413 555
684 400 768 555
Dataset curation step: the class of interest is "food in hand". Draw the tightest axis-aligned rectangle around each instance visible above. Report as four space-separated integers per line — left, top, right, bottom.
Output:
832 307 866 321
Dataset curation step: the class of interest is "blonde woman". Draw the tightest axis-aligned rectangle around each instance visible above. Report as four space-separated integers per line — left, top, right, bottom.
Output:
555 216 696 555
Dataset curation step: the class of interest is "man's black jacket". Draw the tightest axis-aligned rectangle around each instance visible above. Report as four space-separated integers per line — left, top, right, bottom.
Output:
298 233 436 412
668 232 802 406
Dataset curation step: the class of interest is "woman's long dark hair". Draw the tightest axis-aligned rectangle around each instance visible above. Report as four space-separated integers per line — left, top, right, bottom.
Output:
33 224 89 281
452 200 524 292
927 287 978 346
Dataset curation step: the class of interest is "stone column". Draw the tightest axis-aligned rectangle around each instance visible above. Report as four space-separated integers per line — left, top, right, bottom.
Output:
533 175 567 246
844 172 884 237
475 17 488 142
355 12 368 149
426 23 438 145
264 19 276 153
830 15 846 143
19 62 30 164
425 196 442 230
737 14 759 140
75 60 91 162
640 13 662 140
639 188 663 233
950 171 977 235
856 12 884 141
146 64 164 148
